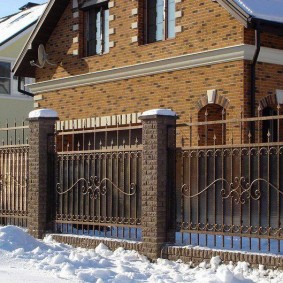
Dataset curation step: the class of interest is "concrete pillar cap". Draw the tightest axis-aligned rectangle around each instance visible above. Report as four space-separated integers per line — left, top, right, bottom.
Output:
29 109 58 119
140 109 176 117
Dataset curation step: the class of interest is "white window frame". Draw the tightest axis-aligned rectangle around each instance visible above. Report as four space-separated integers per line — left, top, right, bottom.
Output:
85 3 109 56
144 0 175 44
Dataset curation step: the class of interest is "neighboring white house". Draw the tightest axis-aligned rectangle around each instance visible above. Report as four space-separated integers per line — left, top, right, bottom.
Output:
0 2 46 123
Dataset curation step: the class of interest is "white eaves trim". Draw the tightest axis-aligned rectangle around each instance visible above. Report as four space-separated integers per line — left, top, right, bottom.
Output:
27 44 283 94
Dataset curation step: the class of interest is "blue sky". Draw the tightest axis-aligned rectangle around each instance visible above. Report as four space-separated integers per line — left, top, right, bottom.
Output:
0 0 47 18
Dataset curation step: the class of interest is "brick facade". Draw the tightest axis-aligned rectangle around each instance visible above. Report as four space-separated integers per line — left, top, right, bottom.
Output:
36 0 244 81
31 0 283 126
38 61 244 119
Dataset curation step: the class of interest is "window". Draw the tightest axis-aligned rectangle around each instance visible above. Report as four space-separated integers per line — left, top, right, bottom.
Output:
84 2 109 56
144 0 175 44
0 62 11 95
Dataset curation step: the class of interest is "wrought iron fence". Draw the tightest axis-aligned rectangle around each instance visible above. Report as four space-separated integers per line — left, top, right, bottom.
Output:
54 119 142 241
0 120 29 227
175 106 283 254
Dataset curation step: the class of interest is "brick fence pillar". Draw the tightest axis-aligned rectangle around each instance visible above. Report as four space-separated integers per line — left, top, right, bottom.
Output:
140 109 177 260
28 109 58 239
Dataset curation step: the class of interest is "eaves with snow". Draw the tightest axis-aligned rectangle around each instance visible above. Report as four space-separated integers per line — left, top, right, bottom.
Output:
233 0 283 24
217 0 283 31
0 3 47 47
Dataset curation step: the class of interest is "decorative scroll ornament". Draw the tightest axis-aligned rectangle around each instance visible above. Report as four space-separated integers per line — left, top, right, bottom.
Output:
182 177 282 204
56 176 136 199
177 222 283 236
0 174 28 191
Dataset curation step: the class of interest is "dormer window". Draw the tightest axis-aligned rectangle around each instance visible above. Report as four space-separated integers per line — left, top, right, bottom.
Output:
0 62 11 95
82 0 109 56
144 0 175 44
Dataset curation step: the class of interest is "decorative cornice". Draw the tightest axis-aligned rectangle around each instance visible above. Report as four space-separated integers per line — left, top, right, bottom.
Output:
27 44 283 94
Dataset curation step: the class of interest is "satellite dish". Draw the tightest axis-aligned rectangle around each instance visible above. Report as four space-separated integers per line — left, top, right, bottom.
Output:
30 44 56 68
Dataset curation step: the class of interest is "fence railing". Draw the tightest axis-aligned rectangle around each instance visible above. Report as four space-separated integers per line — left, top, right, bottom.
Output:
54 121 143 240
175 107 283 254
0 121 29 227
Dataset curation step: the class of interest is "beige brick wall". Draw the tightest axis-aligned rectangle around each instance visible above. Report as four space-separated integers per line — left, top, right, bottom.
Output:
38 61 245 122
244 28 283 50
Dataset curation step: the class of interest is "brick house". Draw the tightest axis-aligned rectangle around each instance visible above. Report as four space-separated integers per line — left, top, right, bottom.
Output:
13 0 283 129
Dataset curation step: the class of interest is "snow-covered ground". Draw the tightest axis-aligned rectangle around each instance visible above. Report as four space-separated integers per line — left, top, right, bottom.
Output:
0 226 283 283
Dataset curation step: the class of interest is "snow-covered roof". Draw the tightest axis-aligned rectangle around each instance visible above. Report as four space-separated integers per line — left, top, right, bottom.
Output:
233 0 283 24
0 3 47 46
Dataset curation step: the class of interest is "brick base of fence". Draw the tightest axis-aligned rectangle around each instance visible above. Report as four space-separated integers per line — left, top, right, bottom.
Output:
51 234 283 270
165 246 283 270
51 234 143 253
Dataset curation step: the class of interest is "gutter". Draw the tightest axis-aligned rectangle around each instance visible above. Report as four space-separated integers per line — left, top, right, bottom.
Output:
18 77 34 97
250 21 261 140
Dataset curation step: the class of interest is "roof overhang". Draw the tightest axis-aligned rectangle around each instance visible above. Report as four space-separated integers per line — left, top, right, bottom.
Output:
216 0 283 35
13 0 70 78
216 0 250 27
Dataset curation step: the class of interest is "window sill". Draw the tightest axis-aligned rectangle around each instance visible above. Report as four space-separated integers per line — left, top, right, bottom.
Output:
138 36 176 47
81 51 110 60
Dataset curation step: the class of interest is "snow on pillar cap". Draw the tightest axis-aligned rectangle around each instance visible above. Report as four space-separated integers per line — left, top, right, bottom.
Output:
140 109 176 117
29 109 58 119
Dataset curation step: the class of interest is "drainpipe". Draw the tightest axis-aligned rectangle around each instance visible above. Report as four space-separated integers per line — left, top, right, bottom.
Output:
18 76 34 97
250 24 261 141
